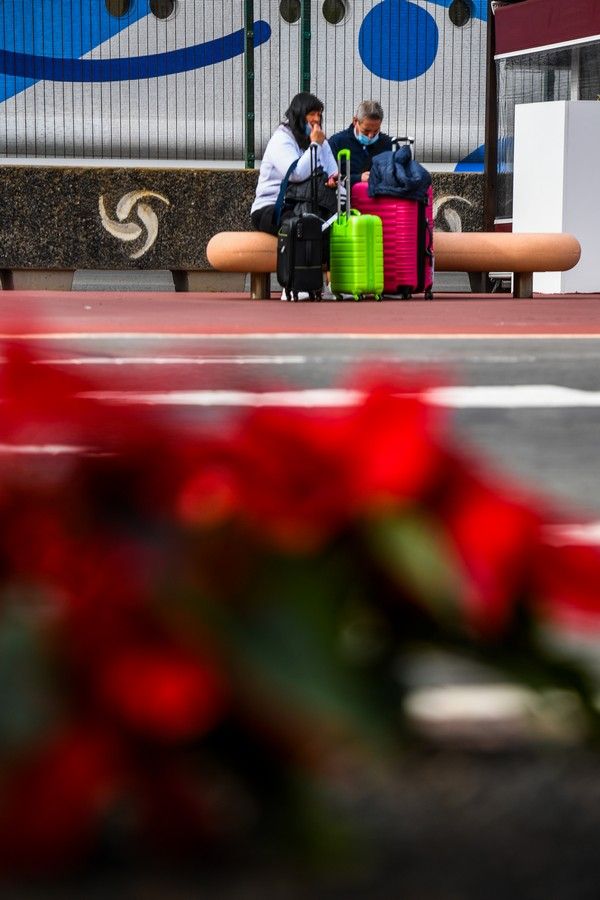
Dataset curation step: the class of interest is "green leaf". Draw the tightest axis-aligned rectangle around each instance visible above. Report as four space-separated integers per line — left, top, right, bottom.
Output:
201 550 397 749
0 591 60 751
367 511 462 625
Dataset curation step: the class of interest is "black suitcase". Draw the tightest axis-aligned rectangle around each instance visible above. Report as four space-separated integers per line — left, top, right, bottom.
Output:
277 146 324 301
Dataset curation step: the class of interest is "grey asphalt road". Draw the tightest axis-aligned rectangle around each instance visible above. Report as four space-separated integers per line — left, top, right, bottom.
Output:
33 333 600 520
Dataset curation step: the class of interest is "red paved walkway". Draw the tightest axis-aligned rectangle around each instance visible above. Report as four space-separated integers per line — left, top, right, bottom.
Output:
0 290 599 336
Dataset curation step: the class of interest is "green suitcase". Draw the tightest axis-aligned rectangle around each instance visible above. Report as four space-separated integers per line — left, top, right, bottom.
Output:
330 149 384 301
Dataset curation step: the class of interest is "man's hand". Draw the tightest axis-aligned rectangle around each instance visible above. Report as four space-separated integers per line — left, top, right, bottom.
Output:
361 171 370 182
326 173 339 188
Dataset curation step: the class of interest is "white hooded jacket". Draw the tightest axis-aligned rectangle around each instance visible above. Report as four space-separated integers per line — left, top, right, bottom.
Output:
251 124 337 215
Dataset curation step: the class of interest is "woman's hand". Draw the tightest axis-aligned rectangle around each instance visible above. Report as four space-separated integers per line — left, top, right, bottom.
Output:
310 123 326 145
326 173 339 189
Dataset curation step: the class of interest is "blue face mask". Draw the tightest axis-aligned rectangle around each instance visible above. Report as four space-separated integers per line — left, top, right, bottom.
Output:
355 128 380 146
305 122 313 136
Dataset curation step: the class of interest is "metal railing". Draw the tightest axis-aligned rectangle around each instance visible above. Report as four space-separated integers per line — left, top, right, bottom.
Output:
0 0 488 167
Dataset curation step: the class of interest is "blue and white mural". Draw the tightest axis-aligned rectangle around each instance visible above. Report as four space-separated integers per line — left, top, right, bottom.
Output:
0 0 486 168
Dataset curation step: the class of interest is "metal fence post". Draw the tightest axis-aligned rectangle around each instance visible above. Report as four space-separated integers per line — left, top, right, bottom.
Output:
301 0 312 93
483 0 497 231
244 0 256 168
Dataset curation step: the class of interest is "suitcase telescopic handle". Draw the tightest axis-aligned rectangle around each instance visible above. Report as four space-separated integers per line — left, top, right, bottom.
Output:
393 136 415 155
310 143 319 216
337 148 351 222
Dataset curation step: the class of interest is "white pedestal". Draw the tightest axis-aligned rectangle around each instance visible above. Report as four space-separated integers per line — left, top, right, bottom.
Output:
513 100 600 294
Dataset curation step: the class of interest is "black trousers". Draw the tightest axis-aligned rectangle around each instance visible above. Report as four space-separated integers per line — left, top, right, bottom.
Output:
251 204 279 236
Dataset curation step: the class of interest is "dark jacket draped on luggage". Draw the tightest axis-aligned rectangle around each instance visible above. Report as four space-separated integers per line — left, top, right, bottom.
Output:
368 145 432 204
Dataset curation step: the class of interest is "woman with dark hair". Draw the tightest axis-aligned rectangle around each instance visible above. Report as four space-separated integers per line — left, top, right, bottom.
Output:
251 92 338 237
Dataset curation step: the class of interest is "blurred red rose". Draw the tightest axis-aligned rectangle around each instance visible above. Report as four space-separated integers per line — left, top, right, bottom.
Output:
0 343 124 448
0 726 121 876
177 450 240 529
0 344 187 506
177 386 445 553
343 388 444 510
97 645 228 741
3 343 600 879
438 462 542 636
231 407 350 551
0 501 72 584
532 540 600 627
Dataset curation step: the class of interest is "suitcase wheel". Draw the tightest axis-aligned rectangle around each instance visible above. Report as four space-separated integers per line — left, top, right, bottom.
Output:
354 294 361 302
401 288 412 300
374 294 382 301
335 293 344 302
424 289 434 300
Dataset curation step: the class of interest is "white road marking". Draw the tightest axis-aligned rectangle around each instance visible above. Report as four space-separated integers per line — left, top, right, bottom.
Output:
81 388 364 407
429 384 600 408
544 522 600 546
78 384 600 409
32 355 308 366
0 444 89 455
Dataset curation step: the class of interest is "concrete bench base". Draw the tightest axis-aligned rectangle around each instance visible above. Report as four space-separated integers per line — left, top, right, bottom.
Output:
207 231 581 299
0 269 247 293
0 270 76 291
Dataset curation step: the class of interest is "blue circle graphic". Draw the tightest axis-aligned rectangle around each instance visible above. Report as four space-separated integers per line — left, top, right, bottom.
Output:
359 0 439 82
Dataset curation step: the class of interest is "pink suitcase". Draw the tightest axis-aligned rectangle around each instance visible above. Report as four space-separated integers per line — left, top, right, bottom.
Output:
353 181 434 299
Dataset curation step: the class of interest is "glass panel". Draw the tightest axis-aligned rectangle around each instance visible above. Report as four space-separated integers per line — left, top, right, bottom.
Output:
496 48 573 219
579 43 600 100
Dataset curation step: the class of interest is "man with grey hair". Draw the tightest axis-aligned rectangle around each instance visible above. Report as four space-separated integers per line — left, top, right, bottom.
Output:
328 100 393 187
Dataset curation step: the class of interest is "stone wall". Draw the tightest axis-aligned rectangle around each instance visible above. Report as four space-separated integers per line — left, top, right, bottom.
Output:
0 166 483 288
431 173 484 233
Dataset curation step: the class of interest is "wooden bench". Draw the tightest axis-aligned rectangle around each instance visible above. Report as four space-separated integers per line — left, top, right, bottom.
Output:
206 230 581 299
